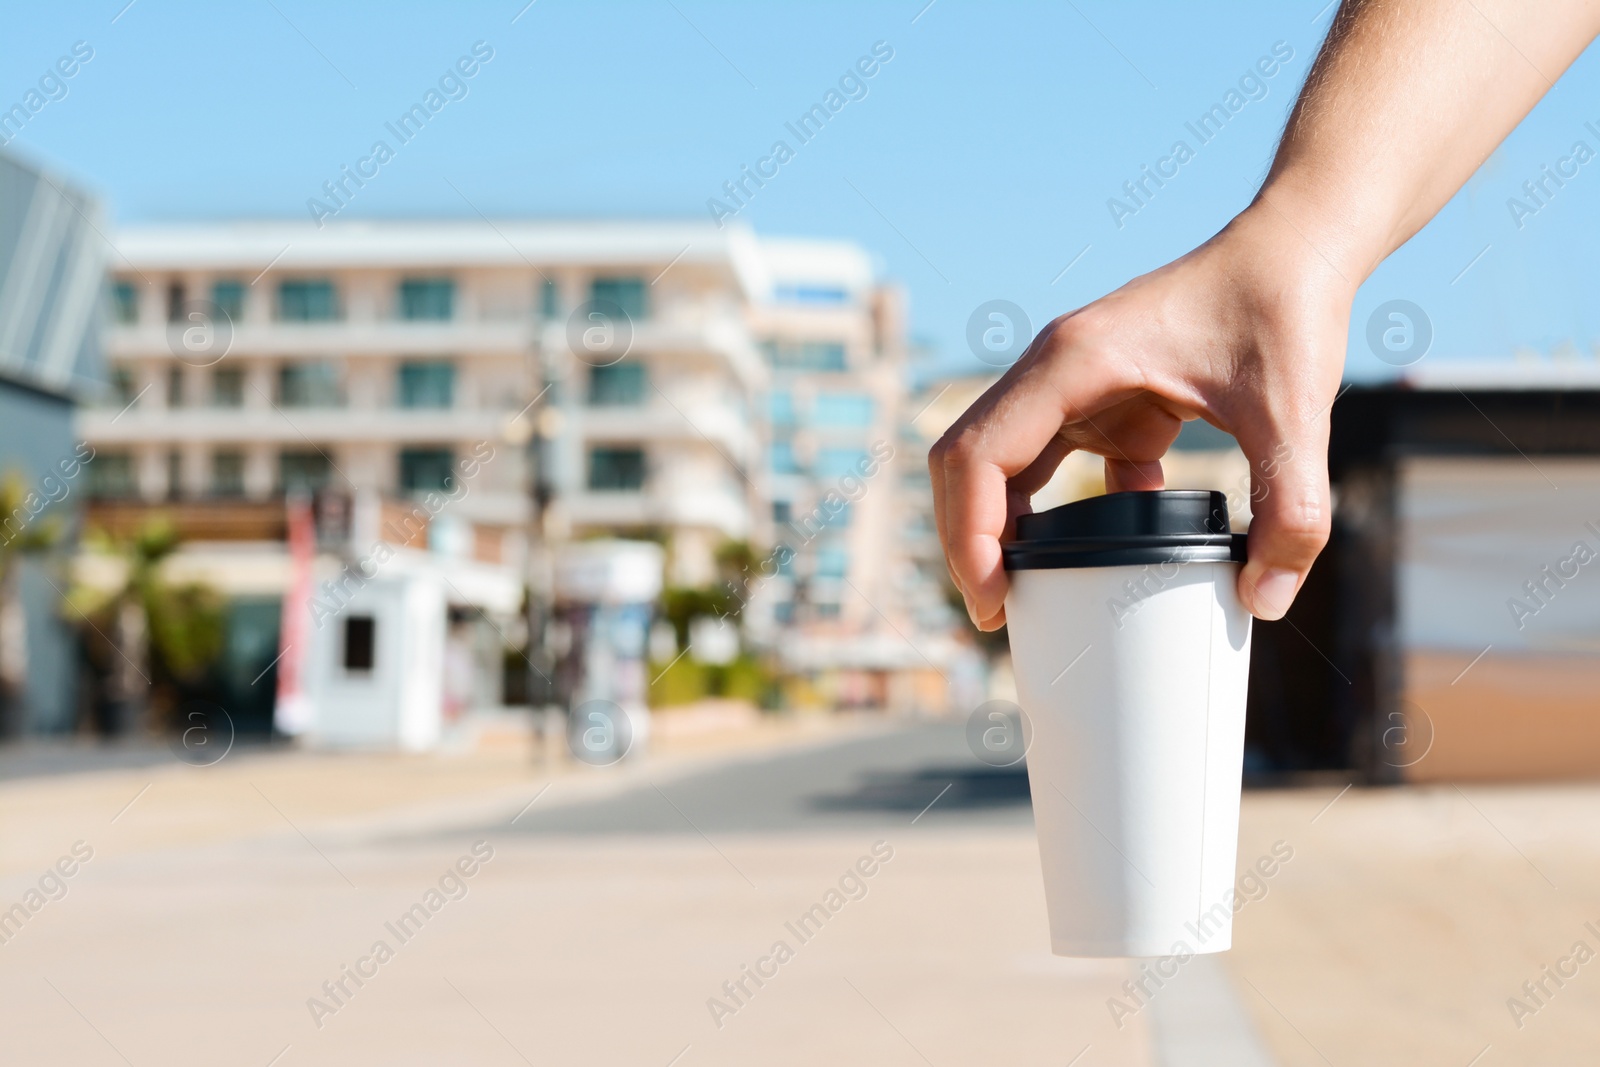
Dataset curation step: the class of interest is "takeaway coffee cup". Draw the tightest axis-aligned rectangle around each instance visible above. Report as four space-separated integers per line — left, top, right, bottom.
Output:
1003 490 1252 957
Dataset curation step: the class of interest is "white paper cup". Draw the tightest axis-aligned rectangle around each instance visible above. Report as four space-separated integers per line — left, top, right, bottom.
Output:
1002 491 1252 958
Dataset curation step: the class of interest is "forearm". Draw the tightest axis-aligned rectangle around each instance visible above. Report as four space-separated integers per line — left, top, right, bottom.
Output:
1253 0 1600 282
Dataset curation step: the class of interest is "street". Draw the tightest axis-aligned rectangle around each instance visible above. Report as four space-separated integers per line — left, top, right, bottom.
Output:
1 719 1597 1065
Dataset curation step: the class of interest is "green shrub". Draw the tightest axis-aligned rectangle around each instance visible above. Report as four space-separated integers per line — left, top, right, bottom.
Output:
649 654 708 706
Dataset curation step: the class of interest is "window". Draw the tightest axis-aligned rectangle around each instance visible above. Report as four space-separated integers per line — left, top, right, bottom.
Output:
212 367 244 407
168 367 184 408
768 441 801 475
110 368 137 406
814 544 849 578
88 453 136 499
343 616 375 672
278 362 342 407
166 282 186 322
768 391 796 425
540 278 561 319
588 363 647 406
814 448 868 479
278 450 332 493
397 361 455 408
773 284 850 305
211 451 245 497
772 500 792 525
587 447 645 491
399 448 456 493
212 280 245 322
112 282 138 324
590 276 646 321
398 277 454 321
277 279 339 321
166 451 182 499
812 393 874 427
763 341 848 371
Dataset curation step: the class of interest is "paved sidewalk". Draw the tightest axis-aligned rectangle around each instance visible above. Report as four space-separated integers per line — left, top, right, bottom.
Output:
0 720 1597 1065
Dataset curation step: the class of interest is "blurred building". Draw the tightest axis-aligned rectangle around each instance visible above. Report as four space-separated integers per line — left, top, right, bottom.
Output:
0 149 106 735
742 242 953 705
80 219 947 737
1253 360 1600 782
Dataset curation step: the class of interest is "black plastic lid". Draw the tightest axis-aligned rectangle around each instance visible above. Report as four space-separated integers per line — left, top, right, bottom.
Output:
1002 490 1248 570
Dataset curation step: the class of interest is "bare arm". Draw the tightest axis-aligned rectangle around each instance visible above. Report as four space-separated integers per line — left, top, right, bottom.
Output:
932 0 1600 629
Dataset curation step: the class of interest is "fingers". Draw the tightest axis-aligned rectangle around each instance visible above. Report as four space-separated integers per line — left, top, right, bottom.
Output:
1105 458 1165 492
931 354 1124 631
1234 415 1332 621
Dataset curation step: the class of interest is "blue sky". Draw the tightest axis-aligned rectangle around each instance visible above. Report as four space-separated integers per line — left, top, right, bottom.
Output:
6 0 1600 382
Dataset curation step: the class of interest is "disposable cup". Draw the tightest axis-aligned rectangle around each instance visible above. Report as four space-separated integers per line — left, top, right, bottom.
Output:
1003 490 1252 957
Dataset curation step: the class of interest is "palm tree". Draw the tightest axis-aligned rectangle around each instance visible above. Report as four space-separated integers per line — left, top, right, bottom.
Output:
67 517 224 736
0 472 66 735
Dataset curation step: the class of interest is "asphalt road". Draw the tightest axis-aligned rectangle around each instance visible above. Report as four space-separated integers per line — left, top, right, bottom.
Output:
506 720 1035 835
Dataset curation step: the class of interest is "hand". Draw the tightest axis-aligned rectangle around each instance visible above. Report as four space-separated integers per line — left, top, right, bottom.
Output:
929 205 1353 630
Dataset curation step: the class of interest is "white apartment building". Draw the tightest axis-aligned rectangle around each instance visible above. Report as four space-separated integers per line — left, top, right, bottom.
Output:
81 219 938 713
84 221 779 576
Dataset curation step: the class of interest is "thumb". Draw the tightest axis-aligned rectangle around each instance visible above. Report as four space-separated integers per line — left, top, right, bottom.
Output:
1234 418 1332 621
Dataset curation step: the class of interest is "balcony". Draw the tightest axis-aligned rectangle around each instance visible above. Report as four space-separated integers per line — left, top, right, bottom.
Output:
573 398 754 460
563 484 749 537
106 318 537 357
86 498 288 542
77 405 528 445
539 306 762 386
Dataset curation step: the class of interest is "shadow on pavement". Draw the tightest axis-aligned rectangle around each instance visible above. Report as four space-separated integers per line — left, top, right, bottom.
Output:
808 765 1031 814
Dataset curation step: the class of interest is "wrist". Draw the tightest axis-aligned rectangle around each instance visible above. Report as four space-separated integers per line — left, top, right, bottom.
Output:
1228 186 1380 299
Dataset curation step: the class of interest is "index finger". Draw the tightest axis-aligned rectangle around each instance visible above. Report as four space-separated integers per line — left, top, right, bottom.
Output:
931 353 1120 629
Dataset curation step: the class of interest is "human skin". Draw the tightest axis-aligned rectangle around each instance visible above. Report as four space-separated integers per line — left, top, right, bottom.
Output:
931 0 1600 629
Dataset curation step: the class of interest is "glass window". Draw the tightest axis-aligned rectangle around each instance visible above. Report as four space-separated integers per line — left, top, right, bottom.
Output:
212 280 245 322
767 391 795 425
278 450 332 493
397 361 455 408
88 453 137 499
804 342 848 370
399 448 456 493
814 448 868 479
772 501 792 525
278 362 343 407
212 368 244 407
540 278 561 319
112 282 138 325
277 279 339 321
773 284 850 305
763 341 848 371
768 441 801 475
588 363 647 406
344 616 376 672
211 451 245 497
815 546 850 578
398 277 454 321
166 451 183 499
812 393 874 427
587 447 646 491
110 367 137 406
166 282 186 322
168 367 184 408
590 277 647 321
